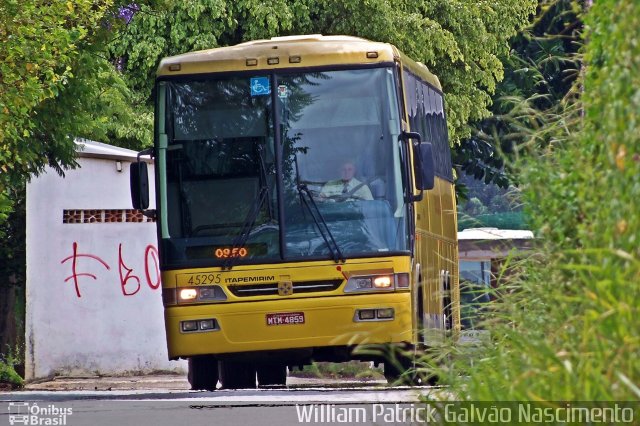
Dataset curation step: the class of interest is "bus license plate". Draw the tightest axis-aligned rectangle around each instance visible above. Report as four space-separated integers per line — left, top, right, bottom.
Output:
266 312 305 326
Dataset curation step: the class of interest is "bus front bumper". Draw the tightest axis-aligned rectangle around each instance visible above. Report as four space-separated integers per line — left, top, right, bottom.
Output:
164 292 412 359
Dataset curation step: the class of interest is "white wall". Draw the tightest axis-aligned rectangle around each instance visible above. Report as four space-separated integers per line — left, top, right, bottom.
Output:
26 155 186 380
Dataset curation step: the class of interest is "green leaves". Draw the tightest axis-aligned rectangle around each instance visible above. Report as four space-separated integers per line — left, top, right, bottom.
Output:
109 0 537 145
1 0 113 173
443 0 640 402
456 0 583 188
0 0 154 226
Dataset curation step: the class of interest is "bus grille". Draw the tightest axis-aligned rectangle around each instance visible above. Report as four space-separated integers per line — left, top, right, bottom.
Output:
228 279 343 297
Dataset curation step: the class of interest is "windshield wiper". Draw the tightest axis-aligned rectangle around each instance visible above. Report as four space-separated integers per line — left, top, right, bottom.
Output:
222 186 269 271
256 144 275 221
296 183 345 263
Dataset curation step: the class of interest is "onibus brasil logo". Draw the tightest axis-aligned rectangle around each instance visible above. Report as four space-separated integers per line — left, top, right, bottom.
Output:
7 402 73 425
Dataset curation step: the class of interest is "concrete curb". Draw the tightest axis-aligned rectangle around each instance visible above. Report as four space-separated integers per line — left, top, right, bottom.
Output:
24 374 190 391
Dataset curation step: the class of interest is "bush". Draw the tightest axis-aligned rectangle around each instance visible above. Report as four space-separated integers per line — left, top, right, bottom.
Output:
0 349 24 389
290 361 384 380
438 1 640 401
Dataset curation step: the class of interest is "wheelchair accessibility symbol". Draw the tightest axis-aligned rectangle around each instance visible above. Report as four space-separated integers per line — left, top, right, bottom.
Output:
250 77 270 96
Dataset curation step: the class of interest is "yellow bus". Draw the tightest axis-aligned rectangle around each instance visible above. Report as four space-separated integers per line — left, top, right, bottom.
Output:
130 35 459 390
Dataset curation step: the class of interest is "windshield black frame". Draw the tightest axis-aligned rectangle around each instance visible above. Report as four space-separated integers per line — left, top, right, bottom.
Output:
156 64 412 270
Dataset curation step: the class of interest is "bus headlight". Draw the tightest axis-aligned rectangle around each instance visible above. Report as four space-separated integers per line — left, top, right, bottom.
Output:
179 289 197 300
373 276 392 288
344 274 406 293
177 286 227 304
351 277 373 290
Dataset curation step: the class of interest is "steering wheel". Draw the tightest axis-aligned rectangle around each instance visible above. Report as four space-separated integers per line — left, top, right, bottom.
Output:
323 193 366 202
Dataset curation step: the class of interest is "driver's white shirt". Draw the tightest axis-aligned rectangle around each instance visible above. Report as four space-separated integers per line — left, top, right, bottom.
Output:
319 178 373 200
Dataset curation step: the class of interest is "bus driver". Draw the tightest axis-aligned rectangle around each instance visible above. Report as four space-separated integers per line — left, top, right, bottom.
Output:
319 161 373 201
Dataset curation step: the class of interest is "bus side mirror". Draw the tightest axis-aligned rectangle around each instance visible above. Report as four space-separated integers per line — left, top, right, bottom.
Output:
417 142 435 191
402 131 435 201
130 161 150 210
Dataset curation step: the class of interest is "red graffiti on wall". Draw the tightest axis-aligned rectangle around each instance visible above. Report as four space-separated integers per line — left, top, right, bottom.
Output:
118 243 141 296
145 245 161 290
61 242 111 298
61 242 160 298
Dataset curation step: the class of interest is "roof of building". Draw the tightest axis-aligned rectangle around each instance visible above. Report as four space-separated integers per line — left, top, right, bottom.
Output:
458 228 534 241
74 139 152 163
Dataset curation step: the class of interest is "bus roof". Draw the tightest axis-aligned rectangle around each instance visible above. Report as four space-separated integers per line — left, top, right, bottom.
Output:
157 34 440 89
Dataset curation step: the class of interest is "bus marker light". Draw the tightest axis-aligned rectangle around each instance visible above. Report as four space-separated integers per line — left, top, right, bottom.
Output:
366 51 379 59
179 289 197 300
358 309 376 320
199 319 216 330
246 58 258 66
168 64 181 71
376 308 394 319
181 320 198 332
267 57 280 65
289 56 301 63
396 273 410 288
373 276 392 288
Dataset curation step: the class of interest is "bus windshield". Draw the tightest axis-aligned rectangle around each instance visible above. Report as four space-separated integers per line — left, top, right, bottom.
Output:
161 67 409 267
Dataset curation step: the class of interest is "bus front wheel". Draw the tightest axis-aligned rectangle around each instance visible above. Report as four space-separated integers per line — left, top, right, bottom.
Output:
187 356 218 391
384 353 439 386
218 360 257 389
256 363 287 386
384 356 416 385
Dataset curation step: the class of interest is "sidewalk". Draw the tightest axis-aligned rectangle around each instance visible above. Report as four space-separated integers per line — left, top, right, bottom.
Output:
22 374 386 392
24 374 191 392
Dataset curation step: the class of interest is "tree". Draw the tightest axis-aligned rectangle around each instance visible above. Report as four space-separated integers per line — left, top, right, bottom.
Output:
454 0 582 188
0 1 152 362
0 0 151 223
110 0 537 145
1 1 105 177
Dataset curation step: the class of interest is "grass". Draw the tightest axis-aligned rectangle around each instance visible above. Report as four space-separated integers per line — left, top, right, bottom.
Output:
0 347 24 389
290 361 384 380
422 1 640 403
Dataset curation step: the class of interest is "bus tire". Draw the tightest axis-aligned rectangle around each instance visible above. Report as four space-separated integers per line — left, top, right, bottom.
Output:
257 363 287 386
383 356 415 385
218 360 257 389
382 344 439 386
187 356 218 391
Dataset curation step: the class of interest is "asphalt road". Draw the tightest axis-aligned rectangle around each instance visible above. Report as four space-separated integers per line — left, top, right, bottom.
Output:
0 377 446 426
